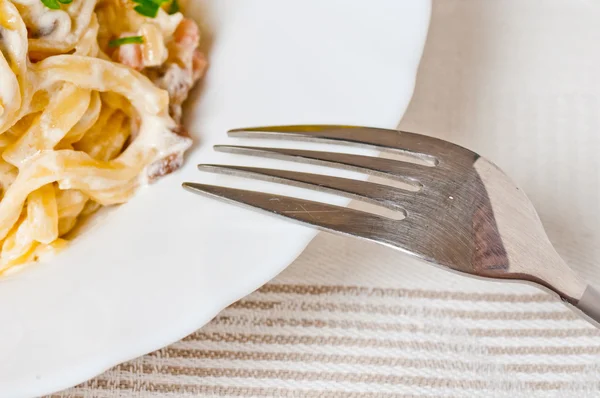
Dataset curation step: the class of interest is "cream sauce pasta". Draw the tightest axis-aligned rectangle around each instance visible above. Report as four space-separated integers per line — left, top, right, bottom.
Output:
0 0 206 272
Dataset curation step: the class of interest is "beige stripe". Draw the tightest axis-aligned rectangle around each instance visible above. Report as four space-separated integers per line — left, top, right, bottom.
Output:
150 348 594 374
229 300 576 321
468 327 599 338
488 346 600 355
258 284 551 303
184 332 600 356
504 363 591 374
86 379 455 398
109 364 596 391
213 315 600 338
47 395 85 398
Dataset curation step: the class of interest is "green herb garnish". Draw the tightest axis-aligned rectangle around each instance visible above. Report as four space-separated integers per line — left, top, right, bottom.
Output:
132 0 169 18
109 36 144 48
167 0 179 15
133 3 159 18
41 0 60 9
40 0 72 9
41 0 171 18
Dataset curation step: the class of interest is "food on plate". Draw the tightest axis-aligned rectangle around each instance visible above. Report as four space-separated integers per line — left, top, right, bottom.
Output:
0 0 206 273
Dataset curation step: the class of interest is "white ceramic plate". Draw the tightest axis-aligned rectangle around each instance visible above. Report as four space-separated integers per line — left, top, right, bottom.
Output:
0 1 431 396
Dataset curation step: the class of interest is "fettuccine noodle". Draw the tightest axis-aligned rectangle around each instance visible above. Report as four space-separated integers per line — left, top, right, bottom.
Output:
0 0 206 273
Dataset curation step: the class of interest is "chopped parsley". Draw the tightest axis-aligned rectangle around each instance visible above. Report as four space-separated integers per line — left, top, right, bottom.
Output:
132 0 169 18
109 36 144 48
40 0 72 9
40 0 60 9
41 0 175 16
167 0 179 15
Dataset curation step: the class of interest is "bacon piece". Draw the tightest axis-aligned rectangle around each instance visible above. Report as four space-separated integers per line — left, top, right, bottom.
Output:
113 41 144 71
173 18 200 49
192 49 207 81
146 125 191 181
151 18 206 122
147 152 185 181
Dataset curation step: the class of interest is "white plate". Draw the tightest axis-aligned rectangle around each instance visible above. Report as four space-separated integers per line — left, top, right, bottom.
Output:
0 1 431 396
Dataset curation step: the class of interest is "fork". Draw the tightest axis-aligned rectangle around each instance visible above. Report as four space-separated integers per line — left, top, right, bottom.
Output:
183 125 600 326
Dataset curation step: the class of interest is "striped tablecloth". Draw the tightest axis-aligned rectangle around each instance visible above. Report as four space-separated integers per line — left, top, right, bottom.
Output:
50 232 600 397
50 0 600 396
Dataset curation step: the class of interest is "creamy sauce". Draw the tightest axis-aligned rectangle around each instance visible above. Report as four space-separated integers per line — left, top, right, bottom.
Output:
134 114 192 184
0 26 21 116
0 0 203 270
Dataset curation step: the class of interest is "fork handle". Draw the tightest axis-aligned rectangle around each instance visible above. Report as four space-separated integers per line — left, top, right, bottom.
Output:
576 285 600 327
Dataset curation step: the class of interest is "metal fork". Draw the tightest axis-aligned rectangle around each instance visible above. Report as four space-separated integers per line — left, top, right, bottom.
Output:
183 125 600 326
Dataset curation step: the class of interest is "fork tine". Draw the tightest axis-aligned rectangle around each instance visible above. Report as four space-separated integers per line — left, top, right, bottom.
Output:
197 164 417 212
213 145 439 189
182 182 409 246
227 125 467 162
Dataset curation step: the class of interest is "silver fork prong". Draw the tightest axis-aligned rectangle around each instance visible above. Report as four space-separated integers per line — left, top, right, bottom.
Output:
227 125 470 163
185 124 600 327
197 164 418 213
182 182 411 247
213 145 439 189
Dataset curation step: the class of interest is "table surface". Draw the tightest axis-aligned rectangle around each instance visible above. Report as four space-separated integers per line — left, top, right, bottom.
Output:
50 0 600 396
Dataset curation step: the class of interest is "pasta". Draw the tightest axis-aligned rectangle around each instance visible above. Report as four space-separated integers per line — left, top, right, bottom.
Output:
0 0 206 273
